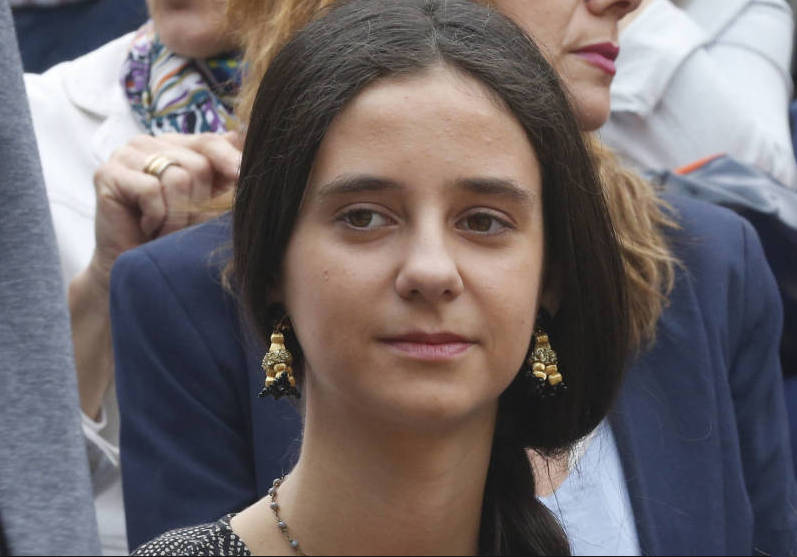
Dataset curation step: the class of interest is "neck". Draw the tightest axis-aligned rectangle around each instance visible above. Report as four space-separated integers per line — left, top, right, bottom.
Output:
277 384 496 556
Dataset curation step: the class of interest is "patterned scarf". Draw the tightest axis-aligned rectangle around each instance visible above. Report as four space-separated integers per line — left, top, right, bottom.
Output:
121 21 242 136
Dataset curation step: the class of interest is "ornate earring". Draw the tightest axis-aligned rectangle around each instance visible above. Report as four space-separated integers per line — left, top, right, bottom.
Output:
526 322 566 398
260 318 301 401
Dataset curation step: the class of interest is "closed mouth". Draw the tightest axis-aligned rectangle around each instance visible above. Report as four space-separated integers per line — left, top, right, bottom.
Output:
573 42 620 76
380 333 476 361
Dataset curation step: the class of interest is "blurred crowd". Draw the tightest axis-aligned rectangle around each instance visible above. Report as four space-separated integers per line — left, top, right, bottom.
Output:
2 0 797 554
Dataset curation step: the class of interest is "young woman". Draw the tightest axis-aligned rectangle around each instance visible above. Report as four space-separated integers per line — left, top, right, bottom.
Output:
132 0 630 553
114 0 797 554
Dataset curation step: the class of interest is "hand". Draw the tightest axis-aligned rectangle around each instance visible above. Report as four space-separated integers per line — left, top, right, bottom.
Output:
90 131 241 288
619 0 658 33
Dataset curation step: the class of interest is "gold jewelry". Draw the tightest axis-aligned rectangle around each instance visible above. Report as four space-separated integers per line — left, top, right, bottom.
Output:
259 318 300 400
527 325 566 397
142 154 180 178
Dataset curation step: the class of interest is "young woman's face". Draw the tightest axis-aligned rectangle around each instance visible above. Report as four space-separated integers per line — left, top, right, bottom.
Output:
281 67 547 432
492 0 641 131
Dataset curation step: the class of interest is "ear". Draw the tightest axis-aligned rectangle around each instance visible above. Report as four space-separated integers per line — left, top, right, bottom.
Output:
266 276 286 308
539 260 563 317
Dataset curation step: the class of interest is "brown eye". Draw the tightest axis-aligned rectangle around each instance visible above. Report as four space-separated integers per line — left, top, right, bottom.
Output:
466 214 494 232
348 210 374 228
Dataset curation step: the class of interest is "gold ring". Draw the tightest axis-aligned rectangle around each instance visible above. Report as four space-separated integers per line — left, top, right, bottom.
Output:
143 155 180 178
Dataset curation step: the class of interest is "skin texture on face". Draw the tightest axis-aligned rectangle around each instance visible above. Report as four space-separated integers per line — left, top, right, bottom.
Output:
281 66 547 437
146 0 237 58
492 0 641 130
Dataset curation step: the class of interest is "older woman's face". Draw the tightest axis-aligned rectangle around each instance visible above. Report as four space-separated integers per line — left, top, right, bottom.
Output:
493 0 641 130
281 66 548 433
147 0 237 58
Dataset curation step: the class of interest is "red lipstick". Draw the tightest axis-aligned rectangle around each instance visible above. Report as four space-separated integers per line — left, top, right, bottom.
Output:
573 42 620 76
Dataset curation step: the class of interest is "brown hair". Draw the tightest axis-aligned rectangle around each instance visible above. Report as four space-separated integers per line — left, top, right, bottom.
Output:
224 0 677 351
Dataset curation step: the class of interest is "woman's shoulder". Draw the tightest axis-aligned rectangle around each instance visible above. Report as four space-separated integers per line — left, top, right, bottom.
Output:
131 515 251 557
656 192 781 356
660 192 755 267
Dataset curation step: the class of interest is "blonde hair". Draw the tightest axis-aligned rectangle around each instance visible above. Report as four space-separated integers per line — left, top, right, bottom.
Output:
222 0 677 351
589 138 678 350
228 0 335 124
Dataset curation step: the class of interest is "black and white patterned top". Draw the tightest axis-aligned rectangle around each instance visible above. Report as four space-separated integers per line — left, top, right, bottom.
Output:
131 514 252 556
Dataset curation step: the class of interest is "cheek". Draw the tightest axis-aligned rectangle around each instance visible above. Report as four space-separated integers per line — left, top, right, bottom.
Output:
465 246 543 377
555 58 612 131
281 232 388 372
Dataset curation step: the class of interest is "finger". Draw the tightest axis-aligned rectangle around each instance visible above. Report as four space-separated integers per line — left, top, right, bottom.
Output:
121 133 240 198
191 189 235 226
157 164 193 236
94 163 167 242
223 130 244 151
165 132 242 188
115 141 216 232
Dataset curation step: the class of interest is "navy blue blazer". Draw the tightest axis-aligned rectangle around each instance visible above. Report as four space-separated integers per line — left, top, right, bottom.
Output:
112 194 797 555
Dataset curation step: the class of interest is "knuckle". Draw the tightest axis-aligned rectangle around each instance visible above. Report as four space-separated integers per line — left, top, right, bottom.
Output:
193 158 214 183
164 168 193 195
141 177 163 197
93 161 122 187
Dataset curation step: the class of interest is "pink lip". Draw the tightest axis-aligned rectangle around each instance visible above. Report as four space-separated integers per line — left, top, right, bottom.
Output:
573 42 619 76
381 333 476 361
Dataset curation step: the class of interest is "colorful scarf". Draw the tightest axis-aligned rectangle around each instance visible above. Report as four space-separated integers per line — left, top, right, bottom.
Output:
121 21 242 136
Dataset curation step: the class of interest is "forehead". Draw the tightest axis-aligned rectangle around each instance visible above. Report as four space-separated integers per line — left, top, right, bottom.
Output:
308 65 540 189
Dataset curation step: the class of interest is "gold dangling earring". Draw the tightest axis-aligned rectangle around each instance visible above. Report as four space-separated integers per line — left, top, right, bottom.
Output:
260 317 301 400
527 325 566 398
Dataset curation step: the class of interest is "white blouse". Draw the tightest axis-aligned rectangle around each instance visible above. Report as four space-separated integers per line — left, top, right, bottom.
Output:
600 0 797 190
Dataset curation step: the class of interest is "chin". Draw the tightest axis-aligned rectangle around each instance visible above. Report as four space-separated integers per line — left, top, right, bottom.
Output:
361 374 501 435
572 92 612 132
155 17 235 58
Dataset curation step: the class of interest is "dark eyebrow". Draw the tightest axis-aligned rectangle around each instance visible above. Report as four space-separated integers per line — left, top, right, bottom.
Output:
314 174 535 207
315 175 404 200
451 177 535 207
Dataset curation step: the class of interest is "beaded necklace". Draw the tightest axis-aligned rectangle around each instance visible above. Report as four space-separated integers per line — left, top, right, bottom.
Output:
268 477 305 555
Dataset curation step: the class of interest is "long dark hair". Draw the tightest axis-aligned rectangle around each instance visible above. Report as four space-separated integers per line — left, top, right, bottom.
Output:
234 0 629 554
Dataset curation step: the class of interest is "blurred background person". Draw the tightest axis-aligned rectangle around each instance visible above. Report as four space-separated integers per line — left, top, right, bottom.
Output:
602 0 797 189
0 1 100 554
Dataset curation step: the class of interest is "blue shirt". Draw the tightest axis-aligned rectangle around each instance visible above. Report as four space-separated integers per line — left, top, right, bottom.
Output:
541 421 640 556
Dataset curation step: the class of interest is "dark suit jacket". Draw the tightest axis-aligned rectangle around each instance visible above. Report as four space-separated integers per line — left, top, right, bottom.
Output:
112 194 797 555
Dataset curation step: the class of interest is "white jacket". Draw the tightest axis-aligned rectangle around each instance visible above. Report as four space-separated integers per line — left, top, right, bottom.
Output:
601 0 797 189
24 32 143 556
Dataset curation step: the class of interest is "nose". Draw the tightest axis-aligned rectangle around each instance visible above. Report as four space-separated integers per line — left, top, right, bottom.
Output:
395 228 464 303
586 0 641 20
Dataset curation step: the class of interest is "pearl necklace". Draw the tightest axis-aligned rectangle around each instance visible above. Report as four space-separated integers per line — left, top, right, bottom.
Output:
268 477 305 555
